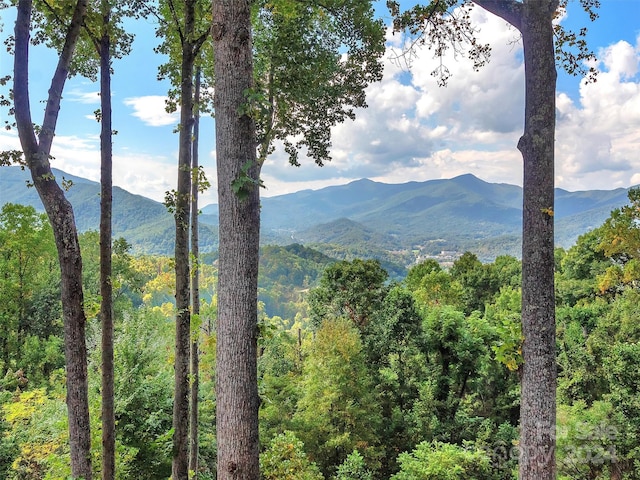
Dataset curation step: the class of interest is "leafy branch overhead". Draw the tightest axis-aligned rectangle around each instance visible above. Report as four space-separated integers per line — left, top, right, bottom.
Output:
387 0 491 86
251 0 386 167
155 0 385 172
386 0 599 86
155 0 214 116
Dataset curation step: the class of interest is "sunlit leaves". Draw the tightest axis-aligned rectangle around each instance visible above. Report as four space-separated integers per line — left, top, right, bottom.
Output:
252 0 385 166
28 0 138 80
390 440 493 480
260 431 324 480
155 0 213 114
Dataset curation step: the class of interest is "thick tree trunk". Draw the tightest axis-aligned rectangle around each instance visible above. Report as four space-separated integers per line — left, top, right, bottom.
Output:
213 0 261 476
472 1 557 478
13 1 92 479
189 67 202 478
517 2 557 479
99 4 116 479
172 2 196 479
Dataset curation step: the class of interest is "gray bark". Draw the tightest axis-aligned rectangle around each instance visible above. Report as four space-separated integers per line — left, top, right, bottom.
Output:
213 0 261 475
172 2 195 477
189 67 202 478
517 2 558 478
99 3 116 479
472 1 558 478
13 1 93 478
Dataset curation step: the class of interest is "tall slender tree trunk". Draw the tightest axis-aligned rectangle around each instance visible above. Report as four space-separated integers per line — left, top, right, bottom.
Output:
13 1 92 478
172 1 196 478
471 1 557 478
213 0 261 475
189 66 202 478
517 2 557 479
99 3 116 479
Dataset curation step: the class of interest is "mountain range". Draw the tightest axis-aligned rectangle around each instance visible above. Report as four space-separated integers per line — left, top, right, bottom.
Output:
0 166 631 264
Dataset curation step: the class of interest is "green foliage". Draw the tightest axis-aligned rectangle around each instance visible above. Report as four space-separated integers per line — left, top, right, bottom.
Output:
599 188 640 261
450 253 521 315
1 388 70 480
252 0 385 166
0 204 62 386
390 441 493 480
485 287 522 372
556 228 609 306
556 401 619 480
308 258 388 328
410 268 464 310
231 159 265 201
79 230 146 318
260 431 323 480
413 306 493 443
335 450 373 480
556 301 610 404
258 324 304 441
405 259 441 291
105 308 175 479
294 317 382 477
155 0 214 113
5 182 640 479
364 285 426 473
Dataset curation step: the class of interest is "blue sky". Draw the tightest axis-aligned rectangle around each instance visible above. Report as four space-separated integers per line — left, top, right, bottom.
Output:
1 1 640 206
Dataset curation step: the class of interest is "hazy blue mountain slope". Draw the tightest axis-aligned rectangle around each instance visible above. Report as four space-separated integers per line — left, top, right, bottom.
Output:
0 167 218 254
1 166 632 259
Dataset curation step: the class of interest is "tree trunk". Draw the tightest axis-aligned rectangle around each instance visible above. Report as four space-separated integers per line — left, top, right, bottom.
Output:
472 1 557 478
13 1 93 479
517 2 557 478
99 3 116 479
213 0 261 475
172 1 196 478
189 66 202 478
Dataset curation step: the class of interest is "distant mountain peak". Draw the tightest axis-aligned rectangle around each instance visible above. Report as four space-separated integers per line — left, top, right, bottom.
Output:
1 166 631 260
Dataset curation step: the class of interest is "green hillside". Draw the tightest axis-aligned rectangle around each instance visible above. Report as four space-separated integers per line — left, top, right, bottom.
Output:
1 166 631 260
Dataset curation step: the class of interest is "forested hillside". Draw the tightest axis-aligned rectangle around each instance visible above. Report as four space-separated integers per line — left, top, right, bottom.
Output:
0 0 636 475
0 166 631 261
1 190 640 479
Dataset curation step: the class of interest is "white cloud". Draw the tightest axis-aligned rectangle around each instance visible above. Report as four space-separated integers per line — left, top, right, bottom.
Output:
0 129 21 152
263 12 640 194
259 7 527 190
555 36 640 190
123 96 180 127
66 89 101 104
4 11 640 204
601 40 639 79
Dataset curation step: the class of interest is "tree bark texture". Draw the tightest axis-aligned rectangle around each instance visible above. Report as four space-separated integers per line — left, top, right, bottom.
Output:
99 4 116 479
13 1 93 478
472 1 557 478
213 0 261 476
517 2 557 479
189 67 202 478
172 2 196 478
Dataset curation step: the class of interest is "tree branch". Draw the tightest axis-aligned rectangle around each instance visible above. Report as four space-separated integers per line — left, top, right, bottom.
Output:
13 0 39 157
39 0 89 156
167 0 185 45
471 0 523 31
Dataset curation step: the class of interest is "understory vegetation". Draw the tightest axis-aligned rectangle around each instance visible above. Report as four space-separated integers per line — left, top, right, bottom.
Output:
1 189 640 479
